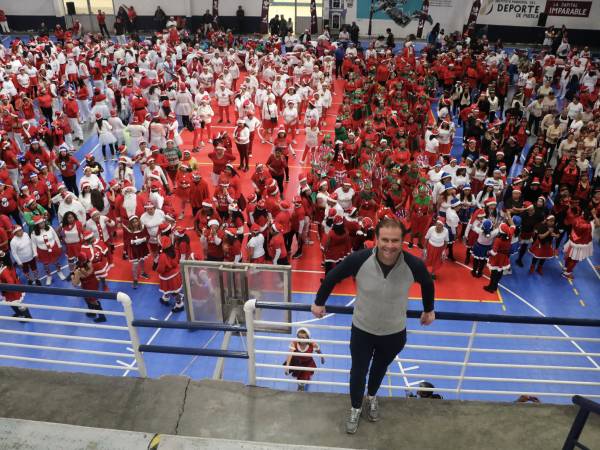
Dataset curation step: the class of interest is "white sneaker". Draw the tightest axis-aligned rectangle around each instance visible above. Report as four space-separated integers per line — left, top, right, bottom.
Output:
45 275 52 286
345 407 362 434
366 396 379 422
57 270 67 281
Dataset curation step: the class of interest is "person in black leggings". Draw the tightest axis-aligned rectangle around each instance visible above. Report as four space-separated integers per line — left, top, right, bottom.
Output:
311 217 435 434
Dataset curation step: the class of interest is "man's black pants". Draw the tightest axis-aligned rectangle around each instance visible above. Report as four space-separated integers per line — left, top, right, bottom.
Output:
349 325 407 409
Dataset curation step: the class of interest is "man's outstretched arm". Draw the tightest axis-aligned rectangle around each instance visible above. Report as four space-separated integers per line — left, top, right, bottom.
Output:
313 248 372 309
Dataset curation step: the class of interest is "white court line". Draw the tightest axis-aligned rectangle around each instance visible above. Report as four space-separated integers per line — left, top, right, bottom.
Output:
294 297 356 325
178 330 221 376
453 260 600 370
586 259 600 281
121 310 173 377
116 359 136 368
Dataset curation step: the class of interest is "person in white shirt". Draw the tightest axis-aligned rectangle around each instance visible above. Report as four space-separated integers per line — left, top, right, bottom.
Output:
244 111 261 157
247 224 266 263
334 181 355 211
261 97 278 141
57 192 87 224
282 100 299 143
79 166 103 191
581 70 598 92
140 203 166 269
424 218 450 279
10 225 40 285
233 120 250 171
30 217 66 285
215 84 233 123
566 98 584 121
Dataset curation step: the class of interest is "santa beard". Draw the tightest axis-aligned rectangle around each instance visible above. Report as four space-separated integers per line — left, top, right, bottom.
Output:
123 192 137 217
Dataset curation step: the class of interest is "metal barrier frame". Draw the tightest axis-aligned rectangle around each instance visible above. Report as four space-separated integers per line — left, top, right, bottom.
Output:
244 300 600 398
0 283 147 377
181 260 292 333
562 395 600 450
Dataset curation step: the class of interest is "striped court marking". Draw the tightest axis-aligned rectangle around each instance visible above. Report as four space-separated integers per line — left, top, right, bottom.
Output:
586 259 600 281
558 260 588 308
453 261 600 370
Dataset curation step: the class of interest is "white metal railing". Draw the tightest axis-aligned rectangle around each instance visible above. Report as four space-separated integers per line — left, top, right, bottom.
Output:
0 291 146 377
243 300 600 401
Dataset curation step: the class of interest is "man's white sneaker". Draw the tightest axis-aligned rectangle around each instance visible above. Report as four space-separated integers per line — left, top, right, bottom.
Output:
57 270 67 281
366 396 379 422
345 407 362 434
45 275 52 286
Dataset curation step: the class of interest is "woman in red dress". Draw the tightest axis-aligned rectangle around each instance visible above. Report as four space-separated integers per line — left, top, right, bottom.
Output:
175 164 192 220
528 215 558 275
59 211 84 276
484 223 514 293
284 327 325 391
123 215 150 289
30 216 66 285
323 216 351 274
156 236 184 313
71 252 106 323
0 255 32 320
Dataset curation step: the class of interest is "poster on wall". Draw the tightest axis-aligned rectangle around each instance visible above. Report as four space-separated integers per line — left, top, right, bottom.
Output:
478 0 595 25
357 0 433 28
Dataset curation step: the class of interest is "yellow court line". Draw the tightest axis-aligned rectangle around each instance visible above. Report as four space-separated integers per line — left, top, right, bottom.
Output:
497 289 507 312
573 288 579 296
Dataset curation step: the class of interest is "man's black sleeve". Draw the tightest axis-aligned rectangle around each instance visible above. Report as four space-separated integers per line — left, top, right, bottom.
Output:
404 252 435 313
314 249 372 306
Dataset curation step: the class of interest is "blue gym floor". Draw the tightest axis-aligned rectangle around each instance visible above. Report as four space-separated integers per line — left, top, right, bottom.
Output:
0 36 598 404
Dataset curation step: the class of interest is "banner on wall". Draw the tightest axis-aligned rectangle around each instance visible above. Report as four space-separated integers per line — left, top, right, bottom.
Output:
478 0 595 25
358 0 434 28
260 0 269 34
546 1 591 17
310 0 318 33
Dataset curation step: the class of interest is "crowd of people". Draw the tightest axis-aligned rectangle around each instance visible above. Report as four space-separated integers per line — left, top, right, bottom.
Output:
0 18 598 324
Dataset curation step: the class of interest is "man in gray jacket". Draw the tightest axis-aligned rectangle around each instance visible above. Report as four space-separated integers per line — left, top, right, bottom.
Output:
312 216 435 434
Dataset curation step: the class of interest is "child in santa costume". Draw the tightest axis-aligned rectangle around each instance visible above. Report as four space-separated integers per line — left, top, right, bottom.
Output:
284 327 325 391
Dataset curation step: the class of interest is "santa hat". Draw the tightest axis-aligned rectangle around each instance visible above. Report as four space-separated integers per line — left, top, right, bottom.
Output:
160 236 172 249
208 219 220 227
82 230 95 240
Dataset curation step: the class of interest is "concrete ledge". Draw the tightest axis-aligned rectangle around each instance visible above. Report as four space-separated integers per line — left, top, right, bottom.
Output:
0 366 599 450
0 418 353 450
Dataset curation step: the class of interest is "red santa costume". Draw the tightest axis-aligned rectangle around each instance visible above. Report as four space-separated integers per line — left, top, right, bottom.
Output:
323 216 351 273
286 327 323 390
0 257 32 319
424 218 449 278
562 218 594 279
30 216 66 285
156 236 185 312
